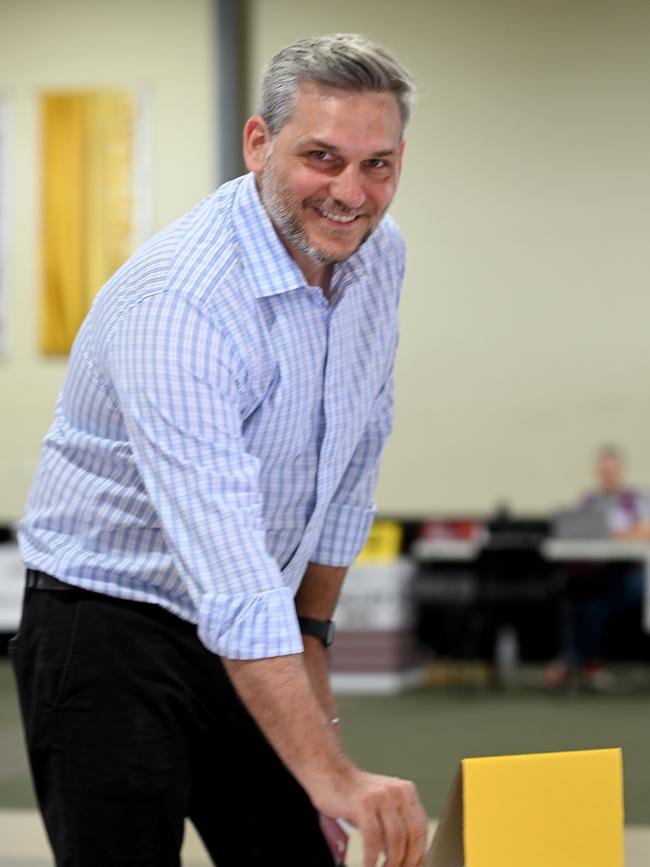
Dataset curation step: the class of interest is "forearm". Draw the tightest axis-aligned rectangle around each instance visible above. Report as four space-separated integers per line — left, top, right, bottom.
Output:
295 561 347 720
613 520 650 541
302 635 338 721
221 653 350 798
220 566 428 863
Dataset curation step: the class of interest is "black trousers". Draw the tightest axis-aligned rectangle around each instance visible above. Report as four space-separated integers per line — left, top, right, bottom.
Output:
10 577 338 866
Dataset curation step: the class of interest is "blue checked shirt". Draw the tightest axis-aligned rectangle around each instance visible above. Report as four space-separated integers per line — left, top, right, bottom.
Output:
19 172 404 659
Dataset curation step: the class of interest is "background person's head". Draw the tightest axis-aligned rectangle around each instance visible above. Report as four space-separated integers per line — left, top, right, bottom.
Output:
595 444 627 493
243 34 414 271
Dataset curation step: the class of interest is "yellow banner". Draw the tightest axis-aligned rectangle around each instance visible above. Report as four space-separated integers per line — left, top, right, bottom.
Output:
41 91 134 353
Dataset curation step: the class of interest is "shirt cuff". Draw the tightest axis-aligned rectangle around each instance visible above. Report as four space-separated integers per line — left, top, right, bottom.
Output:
310 502 377 567
197 585 304 659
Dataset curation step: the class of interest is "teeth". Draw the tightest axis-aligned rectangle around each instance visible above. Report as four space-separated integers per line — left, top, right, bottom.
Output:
320 210 356 223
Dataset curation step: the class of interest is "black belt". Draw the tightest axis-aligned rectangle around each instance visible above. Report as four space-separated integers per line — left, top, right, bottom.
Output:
26 569 78 592
24 569 189 630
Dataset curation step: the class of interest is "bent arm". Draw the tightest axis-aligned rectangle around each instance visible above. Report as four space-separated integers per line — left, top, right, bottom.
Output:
295 561 347 723
223 652 429 867
107 292 302 659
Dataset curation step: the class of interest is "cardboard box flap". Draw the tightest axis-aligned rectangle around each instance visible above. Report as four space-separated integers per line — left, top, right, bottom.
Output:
426 768 464 867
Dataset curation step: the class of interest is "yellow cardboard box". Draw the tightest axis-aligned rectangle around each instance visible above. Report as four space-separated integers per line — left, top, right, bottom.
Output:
427 748 624 867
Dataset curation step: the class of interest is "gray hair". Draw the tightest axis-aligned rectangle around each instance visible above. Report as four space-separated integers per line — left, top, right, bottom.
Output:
257 33 414 137
597 443 626 461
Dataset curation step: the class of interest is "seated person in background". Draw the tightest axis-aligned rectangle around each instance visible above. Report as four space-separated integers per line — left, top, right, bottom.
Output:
581 444 650 541
547 444 650 688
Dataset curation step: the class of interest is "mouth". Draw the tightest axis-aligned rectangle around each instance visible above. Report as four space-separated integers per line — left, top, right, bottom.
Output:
314 206 365 227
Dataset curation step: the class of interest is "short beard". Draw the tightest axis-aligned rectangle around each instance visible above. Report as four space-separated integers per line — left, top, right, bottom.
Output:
260 155 373 265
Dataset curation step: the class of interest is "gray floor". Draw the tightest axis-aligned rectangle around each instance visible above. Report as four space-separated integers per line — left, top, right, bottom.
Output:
336 687 650 824
2 659 650 864
1 810 649 867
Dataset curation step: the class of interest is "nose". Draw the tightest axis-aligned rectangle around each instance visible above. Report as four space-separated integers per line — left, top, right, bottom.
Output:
329 165 366 211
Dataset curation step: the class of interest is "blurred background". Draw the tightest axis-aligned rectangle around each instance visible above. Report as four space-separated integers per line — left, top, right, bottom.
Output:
1 0 649 864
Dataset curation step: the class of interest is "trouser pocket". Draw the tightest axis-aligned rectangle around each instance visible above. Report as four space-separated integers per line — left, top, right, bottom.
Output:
12 590 86 720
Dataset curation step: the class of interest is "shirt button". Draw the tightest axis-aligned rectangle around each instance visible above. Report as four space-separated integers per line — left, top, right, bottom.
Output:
327 387 335 396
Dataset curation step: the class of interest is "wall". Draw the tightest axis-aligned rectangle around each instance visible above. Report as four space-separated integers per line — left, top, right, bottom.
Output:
246 0 650 514
0 0 217 520
2 0 650 521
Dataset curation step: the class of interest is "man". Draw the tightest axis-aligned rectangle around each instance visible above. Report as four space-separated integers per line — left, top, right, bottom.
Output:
11 33 428 867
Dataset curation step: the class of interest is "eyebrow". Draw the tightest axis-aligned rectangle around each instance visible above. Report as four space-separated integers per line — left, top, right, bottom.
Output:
301 138 398 158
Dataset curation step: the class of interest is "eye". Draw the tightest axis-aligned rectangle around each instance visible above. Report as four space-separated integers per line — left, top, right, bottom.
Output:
366 158 388 170
309 150 334 162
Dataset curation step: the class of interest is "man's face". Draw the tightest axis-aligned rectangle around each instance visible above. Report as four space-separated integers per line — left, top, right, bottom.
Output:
246 82 404 268
596 453 625 493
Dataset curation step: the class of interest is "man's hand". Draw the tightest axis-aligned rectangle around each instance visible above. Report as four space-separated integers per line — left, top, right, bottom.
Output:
222 653 428 867
312 765 429 867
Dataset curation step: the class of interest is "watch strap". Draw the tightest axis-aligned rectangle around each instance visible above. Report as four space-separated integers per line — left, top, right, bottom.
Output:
297 615 335 647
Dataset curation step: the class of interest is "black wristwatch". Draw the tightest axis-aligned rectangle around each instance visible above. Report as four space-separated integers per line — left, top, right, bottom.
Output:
298 616 335 648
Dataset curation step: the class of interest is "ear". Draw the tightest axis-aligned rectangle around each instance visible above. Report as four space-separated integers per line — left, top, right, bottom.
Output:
397 139 406 170
243 115 272 174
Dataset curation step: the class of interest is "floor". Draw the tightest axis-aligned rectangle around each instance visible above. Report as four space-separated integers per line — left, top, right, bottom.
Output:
2 659 649 864
0 811 648 867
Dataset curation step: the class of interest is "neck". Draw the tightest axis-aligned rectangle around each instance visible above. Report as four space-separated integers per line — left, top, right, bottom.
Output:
276 232 335 298
300 258 334 298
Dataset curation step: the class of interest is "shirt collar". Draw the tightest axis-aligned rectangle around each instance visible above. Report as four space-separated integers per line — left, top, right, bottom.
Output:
231 172 367 300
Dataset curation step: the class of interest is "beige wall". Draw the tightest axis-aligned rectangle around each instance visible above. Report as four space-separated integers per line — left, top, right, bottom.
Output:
2 0 650 521
0 0 217 521
247 0 650 515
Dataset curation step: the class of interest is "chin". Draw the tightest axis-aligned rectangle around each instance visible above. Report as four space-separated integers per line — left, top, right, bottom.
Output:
313 245 358 264
309 233 368 263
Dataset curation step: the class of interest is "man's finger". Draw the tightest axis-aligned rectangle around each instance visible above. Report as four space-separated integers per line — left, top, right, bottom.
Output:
403 816 428 867
358 808 383 867
397 783 429 867
376 793 409 867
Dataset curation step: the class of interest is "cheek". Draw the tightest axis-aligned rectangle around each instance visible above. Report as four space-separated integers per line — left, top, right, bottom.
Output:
286 166 328 202
368 179 397 211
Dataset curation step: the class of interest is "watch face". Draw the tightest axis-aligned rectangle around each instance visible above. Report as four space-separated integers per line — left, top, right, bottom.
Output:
325 621 335 647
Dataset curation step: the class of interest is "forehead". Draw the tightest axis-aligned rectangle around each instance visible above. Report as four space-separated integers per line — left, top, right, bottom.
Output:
597 453 622 466
279 81 402 153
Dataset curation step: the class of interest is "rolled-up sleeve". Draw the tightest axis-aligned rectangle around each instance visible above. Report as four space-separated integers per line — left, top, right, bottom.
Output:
107 291 303 659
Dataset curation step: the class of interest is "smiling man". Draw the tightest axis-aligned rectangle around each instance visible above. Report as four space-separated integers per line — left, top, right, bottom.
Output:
13 34 427 867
